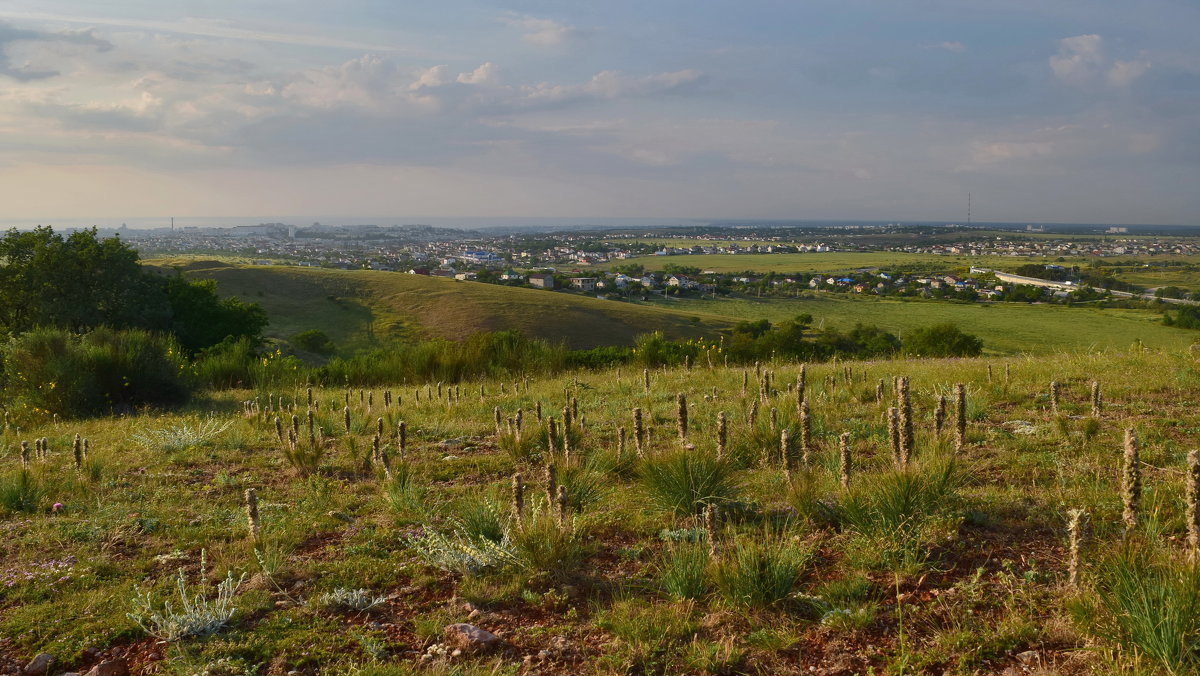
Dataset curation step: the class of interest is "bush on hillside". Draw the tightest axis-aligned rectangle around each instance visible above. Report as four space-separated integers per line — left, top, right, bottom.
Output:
903 323 983 358
2 327 190 418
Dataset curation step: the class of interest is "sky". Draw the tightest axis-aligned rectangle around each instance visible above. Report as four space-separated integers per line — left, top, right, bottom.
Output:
0 1 1197 226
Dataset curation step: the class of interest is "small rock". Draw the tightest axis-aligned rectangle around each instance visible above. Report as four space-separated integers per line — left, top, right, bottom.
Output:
467 609 481 619
21 653 54 676
1016 650 1039 665
450 649 462 658
84 659 127 676
444 623 501 654
463 602 476 612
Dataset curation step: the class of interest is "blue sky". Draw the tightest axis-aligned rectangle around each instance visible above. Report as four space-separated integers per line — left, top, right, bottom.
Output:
0 1 1196 225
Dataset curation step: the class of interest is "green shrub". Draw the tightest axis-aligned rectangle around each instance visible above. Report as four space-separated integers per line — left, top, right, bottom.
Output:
639 449 739 517
291 329 336 356
2 327 190 418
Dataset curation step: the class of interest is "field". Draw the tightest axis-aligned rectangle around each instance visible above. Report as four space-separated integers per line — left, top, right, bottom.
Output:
597 252 1070 275
3 350 1200 673
641 294 1194 355
148 259 1198 359
158 262 730 352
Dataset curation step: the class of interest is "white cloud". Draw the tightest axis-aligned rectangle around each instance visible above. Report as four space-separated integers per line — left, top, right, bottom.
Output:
1050 34 1149 88
1107 58 1150 87
1050 34 1105 86
502 14 580 47
457 62 500 86
923 41 966 53
521 69 704 104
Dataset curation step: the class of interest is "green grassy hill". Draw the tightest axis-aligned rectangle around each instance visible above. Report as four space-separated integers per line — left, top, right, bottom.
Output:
159 261 729 351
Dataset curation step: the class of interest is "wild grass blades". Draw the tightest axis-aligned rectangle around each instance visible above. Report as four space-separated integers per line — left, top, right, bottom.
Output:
835 459 963 572
0 469 43 513
1072 540 1200 674
640 448 739 517
1066 508 1087 588
933 395 946 437
1122 428 1141 534
131 417 233 452
659 540 710 600
1187 450 1200 560
712 528 813 608
281 430 324 476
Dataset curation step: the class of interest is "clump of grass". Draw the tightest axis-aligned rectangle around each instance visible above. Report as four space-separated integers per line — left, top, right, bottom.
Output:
659 541 710 601
639 449 739 517
834 459 963 571
507 505 594 581
712 530 812 608
0 469 44 514
1072 541 1200 674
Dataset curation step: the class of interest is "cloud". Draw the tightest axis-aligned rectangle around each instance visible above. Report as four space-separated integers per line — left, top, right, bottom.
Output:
457 62 501 86
502 14 581 47
1050 34 1149 88
923 41 966 53
0 20 111 80
1108 58 1150 87
521 69 705 105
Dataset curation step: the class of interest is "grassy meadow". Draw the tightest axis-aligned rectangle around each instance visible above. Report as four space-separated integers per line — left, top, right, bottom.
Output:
644 294 1194 355
160 261 730 352
3 348 1200 673
148 260 1198 359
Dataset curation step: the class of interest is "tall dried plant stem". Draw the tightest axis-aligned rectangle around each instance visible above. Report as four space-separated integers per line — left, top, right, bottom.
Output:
799 401 812 466
245 488 261 542
512 473 525 523
545 463 557 508
898 376 913 466
838 432 852 489
887 407 901 467
716 412 727 459
1122 428 1141 534
704 503 719 558
781 429 793 481
676 393 688 443
1091 382 1102 417
632 408 644 456
1050 381 1061 416
1066 508 1085 588
954 384 967 453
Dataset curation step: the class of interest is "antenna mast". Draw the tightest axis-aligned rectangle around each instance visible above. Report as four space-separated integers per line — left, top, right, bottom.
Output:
967 193 971 227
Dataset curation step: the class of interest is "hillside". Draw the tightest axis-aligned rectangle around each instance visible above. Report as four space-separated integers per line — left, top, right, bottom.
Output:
158 261 731 351
3 350 1199 673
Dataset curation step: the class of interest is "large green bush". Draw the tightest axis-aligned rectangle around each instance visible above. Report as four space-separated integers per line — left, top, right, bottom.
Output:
2 327 190 418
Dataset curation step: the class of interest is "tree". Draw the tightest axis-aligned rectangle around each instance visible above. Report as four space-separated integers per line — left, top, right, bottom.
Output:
0 226 266 353
903 323 984 358
0 227 170 333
